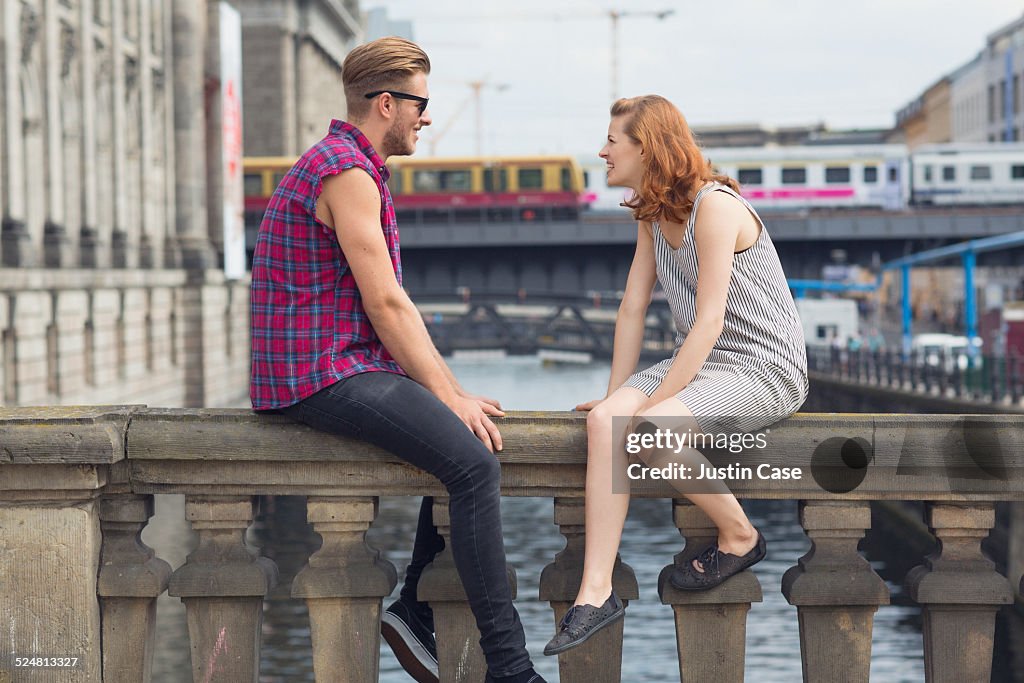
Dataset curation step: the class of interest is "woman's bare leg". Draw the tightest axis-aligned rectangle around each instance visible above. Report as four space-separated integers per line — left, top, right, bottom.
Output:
573 387 650 607
634 398 757 569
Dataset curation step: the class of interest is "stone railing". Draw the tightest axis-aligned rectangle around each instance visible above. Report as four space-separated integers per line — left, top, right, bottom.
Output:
1 408 1022 682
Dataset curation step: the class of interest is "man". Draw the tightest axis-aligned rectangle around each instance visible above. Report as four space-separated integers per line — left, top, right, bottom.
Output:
250 37 545 683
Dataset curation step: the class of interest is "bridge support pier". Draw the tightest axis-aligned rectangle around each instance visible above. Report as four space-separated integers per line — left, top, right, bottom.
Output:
659 500 763 683
906 503 1013 683
782 501 889 683
539 497 638 683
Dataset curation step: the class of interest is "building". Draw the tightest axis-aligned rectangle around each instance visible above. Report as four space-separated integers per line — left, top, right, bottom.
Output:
692 122 827 148
950 13 1024 143
894 77 952 148
0 0 365 409
241 0 362 157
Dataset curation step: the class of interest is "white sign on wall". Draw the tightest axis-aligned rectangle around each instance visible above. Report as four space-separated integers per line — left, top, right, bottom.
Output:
220 2 245 279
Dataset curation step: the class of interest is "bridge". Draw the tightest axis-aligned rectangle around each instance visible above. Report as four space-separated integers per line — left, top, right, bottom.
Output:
416 290 674 361
388 206 1024 295
1 407 1021 682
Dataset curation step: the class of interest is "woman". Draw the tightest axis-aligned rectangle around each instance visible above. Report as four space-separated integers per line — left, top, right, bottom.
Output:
544 95 807 656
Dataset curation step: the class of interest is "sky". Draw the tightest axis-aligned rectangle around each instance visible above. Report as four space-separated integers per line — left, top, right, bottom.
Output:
369 0 1023 160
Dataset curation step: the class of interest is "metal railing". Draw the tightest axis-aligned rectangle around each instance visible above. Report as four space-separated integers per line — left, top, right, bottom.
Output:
807 345 1024 405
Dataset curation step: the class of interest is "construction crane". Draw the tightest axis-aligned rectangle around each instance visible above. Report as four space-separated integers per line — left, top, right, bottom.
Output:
608 9 675 101
418 8 675 105
428 77 509 156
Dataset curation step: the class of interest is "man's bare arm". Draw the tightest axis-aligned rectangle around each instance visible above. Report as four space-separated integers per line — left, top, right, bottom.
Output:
316 169 503 450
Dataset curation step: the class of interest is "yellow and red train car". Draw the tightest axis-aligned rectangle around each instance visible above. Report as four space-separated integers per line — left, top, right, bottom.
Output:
244 155 593 231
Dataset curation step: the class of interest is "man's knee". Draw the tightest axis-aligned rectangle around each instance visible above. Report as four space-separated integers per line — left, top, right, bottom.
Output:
446 445 501 494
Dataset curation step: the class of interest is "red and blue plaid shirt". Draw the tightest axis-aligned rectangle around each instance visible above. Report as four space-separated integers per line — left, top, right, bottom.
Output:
250 119 405 410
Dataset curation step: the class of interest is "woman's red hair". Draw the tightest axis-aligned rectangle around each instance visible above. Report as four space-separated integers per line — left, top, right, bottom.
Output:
611 95 739 224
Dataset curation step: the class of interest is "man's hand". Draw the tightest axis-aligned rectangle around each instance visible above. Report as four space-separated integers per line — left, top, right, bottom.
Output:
460 391 505 417
575 398 604 412
446 396 503 453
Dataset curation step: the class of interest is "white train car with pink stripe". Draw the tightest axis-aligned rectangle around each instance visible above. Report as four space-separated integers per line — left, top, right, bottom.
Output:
910 143 1024 206
704 144 910 211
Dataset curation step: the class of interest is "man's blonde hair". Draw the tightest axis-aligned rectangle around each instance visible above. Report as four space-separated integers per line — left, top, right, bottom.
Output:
342 37 431 121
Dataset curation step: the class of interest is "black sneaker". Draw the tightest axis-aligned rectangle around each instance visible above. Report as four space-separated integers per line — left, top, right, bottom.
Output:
381 599 438 683
542 591 625 656
484 669 547 683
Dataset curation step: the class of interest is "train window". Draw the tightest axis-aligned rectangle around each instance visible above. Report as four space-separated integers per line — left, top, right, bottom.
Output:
888 167 898 182
272 172 288 190
942 166 956 182
518 168 543 190
863 166 878 184
560 168 573 191
388 172 403 194
440 170 472 191
484 168 507 192
781 168 806 184
244 174 263 197
413 169 472 192
737 168 762 185
1012 165 1024 180
825 167 850 184
969 165 991 181
413 170 441 192
923 165 933 182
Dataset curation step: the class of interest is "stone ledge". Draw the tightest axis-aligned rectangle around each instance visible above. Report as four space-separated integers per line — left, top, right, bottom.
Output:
122 409 1024 501
0 405 138 465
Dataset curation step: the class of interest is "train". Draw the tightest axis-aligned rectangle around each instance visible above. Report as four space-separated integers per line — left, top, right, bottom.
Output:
243 155 592 232
704 141 1024 211
244 142 1024 237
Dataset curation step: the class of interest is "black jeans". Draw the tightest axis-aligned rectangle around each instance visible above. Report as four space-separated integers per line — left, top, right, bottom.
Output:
281 371 532 677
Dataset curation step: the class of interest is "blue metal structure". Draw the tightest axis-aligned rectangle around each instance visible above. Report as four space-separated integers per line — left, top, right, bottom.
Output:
787 229 1024 356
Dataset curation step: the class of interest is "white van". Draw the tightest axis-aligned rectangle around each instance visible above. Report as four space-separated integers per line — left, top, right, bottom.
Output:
911 333 982 372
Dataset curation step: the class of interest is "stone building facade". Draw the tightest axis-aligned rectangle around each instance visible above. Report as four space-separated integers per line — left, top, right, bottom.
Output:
0 0 361 409
241 0 361 157
2 0 177 269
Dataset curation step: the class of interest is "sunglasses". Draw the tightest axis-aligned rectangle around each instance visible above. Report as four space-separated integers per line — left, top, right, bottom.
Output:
364 90 429 115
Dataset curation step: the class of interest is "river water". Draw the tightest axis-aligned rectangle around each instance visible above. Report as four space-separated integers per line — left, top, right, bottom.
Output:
144 354 1022 682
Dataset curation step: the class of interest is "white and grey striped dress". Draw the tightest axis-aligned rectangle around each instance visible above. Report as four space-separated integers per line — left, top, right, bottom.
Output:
624 182 808 433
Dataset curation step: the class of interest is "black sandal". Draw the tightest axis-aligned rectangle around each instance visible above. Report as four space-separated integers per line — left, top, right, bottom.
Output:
669 530 766 591
542 591 624 656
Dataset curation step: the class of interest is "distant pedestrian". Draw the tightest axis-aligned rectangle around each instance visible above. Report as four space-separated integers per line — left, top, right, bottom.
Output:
545 95 808 656
867 328 885 353
250 37 545 683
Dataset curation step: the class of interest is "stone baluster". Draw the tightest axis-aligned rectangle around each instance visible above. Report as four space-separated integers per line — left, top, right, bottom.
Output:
659 500 763 683
291 496 397 682
97 463 172 683
905 503 1013 683
418 497 516 682
168 496 279 683
781 501 889 682
538 497 639 683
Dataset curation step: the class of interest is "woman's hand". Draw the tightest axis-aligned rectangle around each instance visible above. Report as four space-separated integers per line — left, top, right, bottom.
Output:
574 398 604 412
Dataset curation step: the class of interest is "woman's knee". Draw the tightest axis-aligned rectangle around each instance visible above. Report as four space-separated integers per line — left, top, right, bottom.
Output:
586 401 614 436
